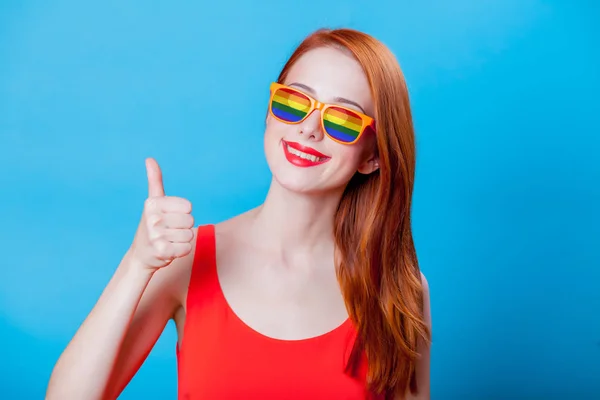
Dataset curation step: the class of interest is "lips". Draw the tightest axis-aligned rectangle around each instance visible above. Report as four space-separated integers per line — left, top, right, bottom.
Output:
282 140 331 168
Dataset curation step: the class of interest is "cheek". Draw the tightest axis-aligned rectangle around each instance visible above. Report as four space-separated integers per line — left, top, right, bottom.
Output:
264 124 284 150
264 116 288 139
329 143 365 169
263 123 287 162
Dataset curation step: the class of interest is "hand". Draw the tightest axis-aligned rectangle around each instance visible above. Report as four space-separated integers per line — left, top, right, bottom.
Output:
129 158 194 270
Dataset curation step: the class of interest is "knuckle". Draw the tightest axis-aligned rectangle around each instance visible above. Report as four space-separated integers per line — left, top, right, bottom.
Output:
145 213 162 228
147 227 162 241
175 242 192 256
170 197 191 213
144 197 157 210
176 199 192 213
185 214 195 228
153 240 170 259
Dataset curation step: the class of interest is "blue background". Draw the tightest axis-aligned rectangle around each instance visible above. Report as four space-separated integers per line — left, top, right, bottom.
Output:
1 0 599 398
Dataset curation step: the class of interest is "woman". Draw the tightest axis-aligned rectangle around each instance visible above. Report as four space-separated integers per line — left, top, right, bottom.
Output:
47 28 432 399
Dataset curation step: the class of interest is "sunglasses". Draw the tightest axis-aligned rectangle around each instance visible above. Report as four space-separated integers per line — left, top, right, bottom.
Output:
268 82 375 145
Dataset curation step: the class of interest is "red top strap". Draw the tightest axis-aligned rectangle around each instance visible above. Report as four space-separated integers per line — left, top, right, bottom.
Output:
176 225 379 399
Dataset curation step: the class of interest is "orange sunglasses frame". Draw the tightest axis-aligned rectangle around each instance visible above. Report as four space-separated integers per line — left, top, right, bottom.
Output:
268 82 375 145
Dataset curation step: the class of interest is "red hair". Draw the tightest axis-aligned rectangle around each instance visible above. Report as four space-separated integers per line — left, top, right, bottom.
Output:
276 28 431 397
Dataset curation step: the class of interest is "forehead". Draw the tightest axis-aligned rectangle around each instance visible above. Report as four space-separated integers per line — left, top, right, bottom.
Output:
283 46 374 115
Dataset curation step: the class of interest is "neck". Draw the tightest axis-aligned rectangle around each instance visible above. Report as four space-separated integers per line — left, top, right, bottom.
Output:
250 178 344 259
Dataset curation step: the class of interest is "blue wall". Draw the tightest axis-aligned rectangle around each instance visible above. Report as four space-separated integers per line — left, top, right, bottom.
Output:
1 1 598 398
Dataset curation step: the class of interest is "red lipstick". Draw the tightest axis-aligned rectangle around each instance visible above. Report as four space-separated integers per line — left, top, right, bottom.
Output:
282 140 330 168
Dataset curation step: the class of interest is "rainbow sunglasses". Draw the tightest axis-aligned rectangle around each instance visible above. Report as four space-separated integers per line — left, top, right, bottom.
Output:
268 82 375 145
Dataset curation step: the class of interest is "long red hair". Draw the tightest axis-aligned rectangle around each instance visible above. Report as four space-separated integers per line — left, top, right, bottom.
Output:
276 28 431 397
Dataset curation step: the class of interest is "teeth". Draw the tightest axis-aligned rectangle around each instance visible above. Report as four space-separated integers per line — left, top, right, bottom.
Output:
287 145 323 162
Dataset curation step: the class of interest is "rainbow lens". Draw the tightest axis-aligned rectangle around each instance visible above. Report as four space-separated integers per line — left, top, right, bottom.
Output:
271 87 312 123
323 106 364 143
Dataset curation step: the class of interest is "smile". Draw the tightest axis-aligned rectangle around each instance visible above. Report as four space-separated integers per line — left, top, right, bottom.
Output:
282 140 330 167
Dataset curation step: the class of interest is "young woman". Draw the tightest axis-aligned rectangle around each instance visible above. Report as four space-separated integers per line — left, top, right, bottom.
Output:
47 28 432 399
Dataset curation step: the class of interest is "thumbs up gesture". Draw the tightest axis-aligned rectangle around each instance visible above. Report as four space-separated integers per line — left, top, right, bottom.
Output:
129 158 195 270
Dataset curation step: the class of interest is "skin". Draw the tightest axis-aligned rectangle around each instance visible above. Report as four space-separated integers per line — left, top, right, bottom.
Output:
46 46 431 400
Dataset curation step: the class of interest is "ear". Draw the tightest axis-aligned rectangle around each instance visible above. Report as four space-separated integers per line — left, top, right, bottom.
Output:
357 154 380 175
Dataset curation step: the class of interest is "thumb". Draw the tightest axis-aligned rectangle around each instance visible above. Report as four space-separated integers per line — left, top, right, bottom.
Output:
145 158 165 197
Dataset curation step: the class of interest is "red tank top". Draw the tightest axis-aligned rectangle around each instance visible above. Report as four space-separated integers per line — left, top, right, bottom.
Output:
176 224 383 399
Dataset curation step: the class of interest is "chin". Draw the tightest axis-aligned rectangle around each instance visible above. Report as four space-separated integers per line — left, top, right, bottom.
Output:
270 163 356 198
270 164 323 195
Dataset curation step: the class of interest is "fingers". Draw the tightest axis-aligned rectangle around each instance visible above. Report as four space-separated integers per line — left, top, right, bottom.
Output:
161 228 194 243
152 240 193 260
162 213 194 229
146 213 194 230
144 196 192 214
139 158 195 268
146 158 165 197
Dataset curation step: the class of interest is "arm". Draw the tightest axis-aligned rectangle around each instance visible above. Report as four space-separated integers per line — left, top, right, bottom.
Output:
46 243 193 400
105 248 193 398
46 158 195 400
401 272 432 400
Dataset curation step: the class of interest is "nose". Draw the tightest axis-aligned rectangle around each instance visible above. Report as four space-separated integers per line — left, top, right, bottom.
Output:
298 109 324 141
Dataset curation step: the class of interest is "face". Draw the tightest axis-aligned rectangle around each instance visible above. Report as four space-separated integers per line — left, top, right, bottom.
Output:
264 46 379 195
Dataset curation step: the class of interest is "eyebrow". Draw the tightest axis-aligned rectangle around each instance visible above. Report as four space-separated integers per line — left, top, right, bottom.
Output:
289 82 367 114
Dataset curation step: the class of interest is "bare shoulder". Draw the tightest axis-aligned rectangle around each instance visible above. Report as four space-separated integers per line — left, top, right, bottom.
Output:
420 271 431 326
214 208 257 236
398 271 432 400
420 271 430 296
172 211 256 309
421 272 430 306
213 208 258 254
